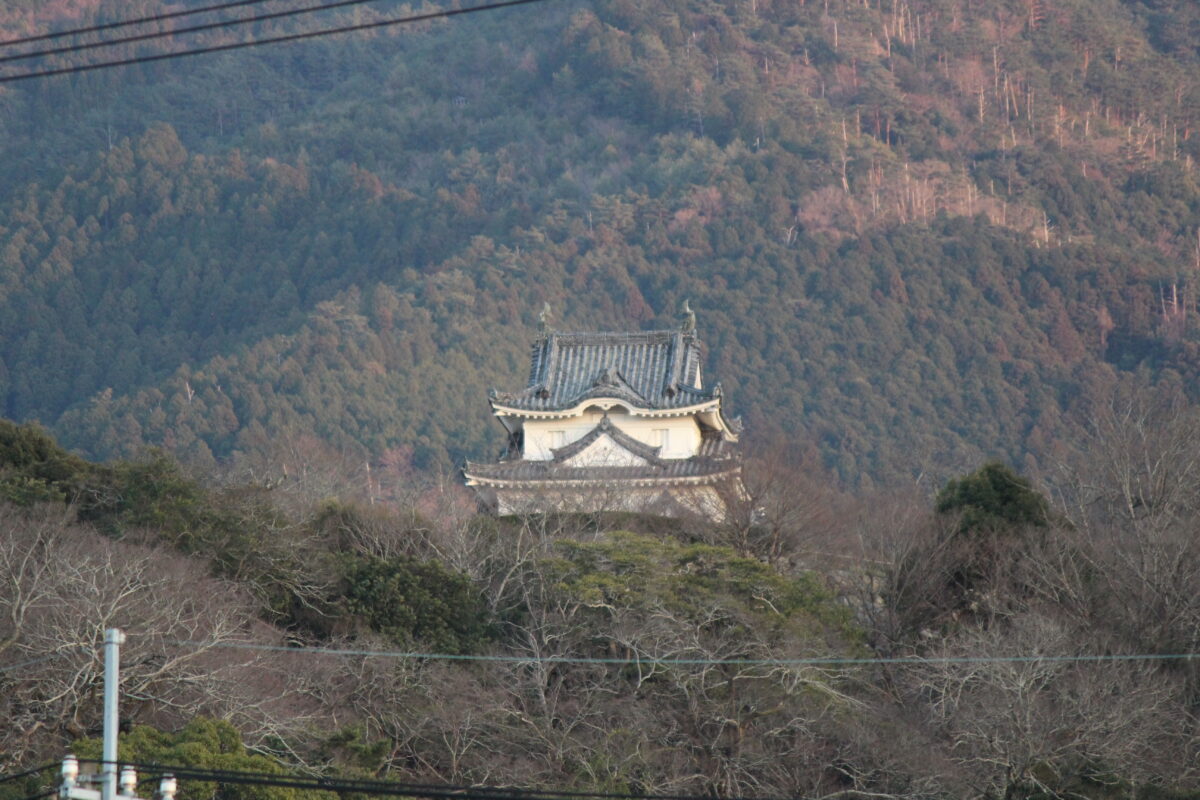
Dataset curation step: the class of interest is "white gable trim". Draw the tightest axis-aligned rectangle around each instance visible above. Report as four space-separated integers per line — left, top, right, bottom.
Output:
494 397 738 442
560 433 652 468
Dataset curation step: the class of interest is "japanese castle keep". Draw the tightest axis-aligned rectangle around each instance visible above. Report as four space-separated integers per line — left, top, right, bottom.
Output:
464 306 743 519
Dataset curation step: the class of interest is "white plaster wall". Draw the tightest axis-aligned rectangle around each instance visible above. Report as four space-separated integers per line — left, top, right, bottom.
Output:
523 409 701 460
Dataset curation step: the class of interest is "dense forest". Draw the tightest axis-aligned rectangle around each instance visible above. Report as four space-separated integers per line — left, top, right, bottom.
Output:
3 0 1200 796
0 0 1199 484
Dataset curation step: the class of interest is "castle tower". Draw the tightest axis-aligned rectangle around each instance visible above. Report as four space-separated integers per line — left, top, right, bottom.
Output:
464 309 743 519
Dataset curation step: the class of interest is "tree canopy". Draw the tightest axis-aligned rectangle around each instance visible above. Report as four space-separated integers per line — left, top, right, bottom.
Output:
0 0 1198 486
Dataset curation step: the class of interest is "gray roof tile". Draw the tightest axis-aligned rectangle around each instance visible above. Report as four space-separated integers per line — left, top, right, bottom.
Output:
491 330 715 412
463 456 740 484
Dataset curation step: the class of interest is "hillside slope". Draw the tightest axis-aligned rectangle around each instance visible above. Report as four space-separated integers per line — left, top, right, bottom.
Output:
1 0 1199 483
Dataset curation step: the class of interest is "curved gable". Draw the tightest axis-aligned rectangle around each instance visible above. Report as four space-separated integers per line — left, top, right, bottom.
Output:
560 434 651 468
549 415 664 466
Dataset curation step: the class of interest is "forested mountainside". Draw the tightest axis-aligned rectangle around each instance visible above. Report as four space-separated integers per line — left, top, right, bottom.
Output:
1 0 1200 484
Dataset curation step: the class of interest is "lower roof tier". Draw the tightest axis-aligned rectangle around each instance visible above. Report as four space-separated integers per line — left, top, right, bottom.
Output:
463 456 740 487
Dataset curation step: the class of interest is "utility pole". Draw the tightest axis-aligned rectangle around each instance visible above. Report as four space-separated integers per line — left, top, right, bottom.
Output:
102 628 123 800
59 630 178 800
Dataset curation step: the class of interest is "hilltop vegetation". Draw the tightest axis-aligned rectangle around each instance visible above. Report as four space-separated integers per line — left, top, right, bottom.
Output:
0 0 1198 483
2 410 1200 798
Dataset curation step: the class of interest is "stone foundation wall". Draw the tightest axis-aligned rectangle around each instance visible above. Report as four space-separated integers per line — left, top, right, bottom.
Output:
485 484 730 522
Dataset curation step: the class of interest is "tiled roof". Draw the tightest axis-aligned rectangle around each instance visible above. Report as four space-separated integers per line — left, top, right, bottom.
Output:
490 330 716 412
463 457 740 485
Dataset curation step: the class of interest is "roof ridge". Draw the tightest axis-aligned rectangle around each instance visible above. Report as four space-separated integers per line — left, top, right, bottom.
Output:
548 328 691 340
492 327 715 412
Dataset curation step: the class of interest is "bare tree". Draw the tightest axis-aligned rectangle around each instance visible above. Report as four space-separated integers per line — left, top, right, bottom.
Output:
0 504 304 766
900 612 1193 798
1053 387 1200 530
716 442 846 567
218 428 374 517
1050 385 1200 663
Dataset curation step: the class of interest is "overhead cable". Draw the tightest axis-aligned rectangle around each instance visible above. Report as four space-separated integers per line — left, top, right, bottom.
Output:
76 760 797 800
165 639 1200 667
0 0 559 83
14 791 56 800
0 649 82 674
0 0 278 48
0 765 58 785
0 0 394 66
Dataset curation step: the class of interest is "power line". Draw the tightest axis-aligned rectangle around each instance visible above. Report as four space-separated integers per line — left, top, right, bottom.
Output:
88 762 526 797
0 0 393 66
15 790 56 800
77 760 797 800
0 765 58 785
0 0 560 83
0 0 278 49
165 639 1200 667
0 649 82 674
116 766 649 800
85 760 517 793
